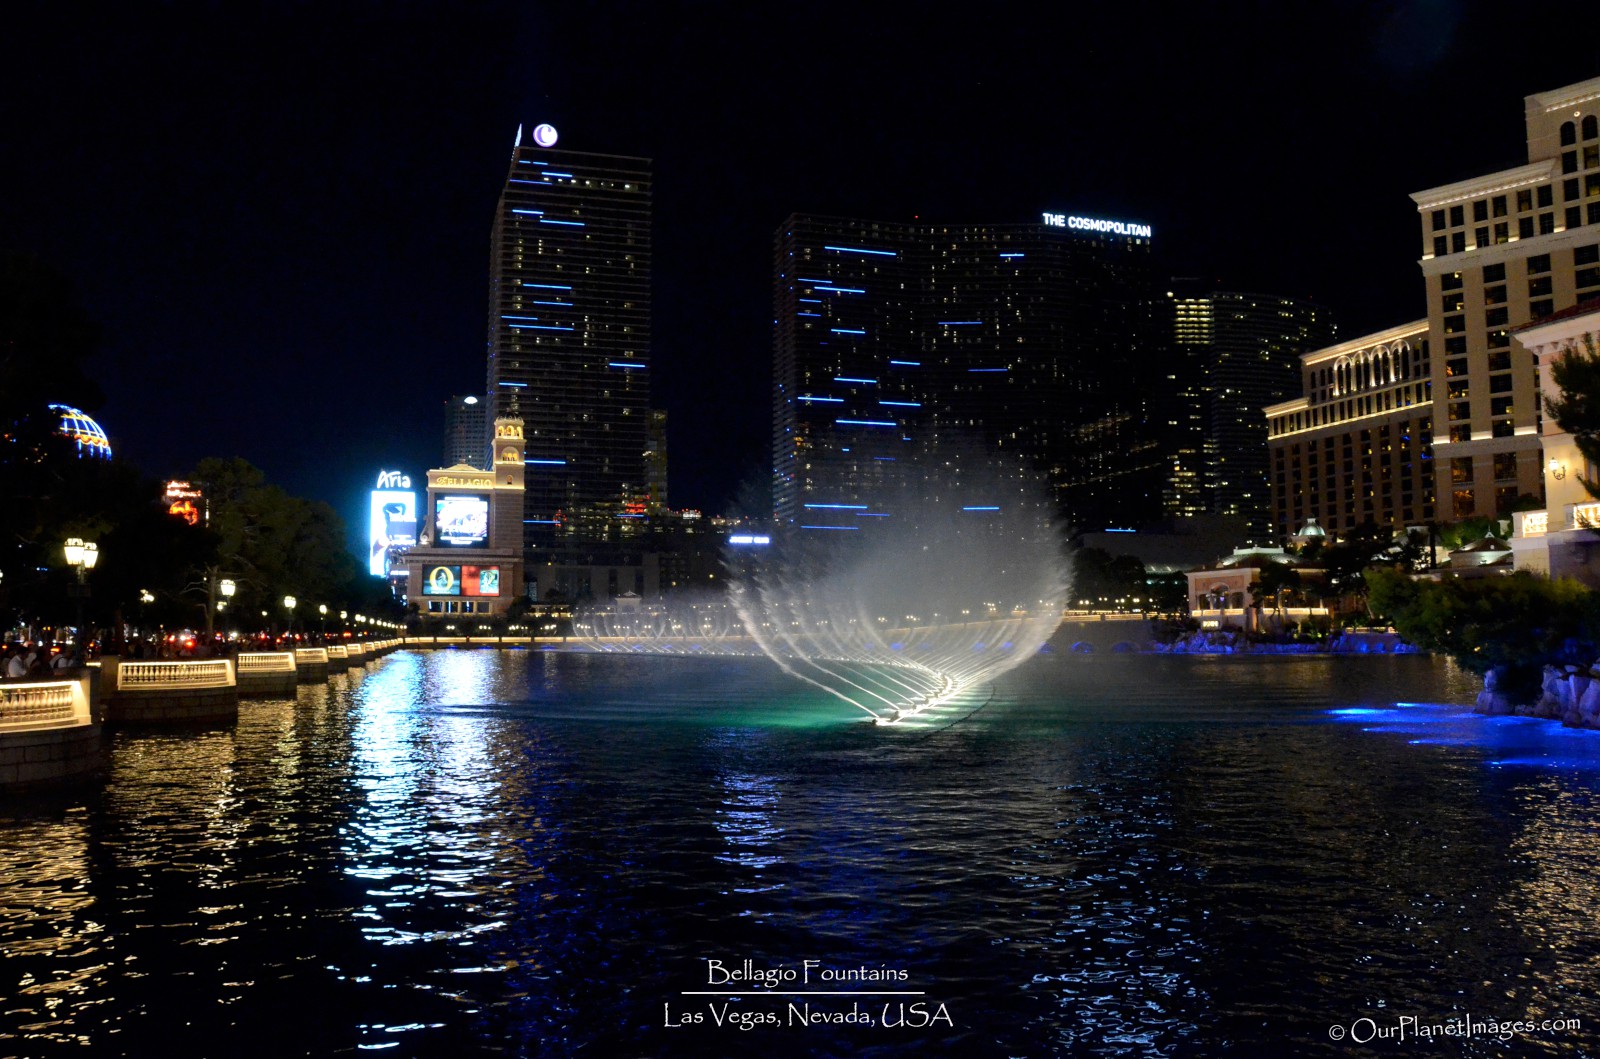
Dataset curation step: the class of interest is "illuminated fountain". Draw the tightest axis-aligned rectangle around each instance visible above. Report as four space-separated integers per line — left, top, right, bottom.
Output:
575 448 1069 725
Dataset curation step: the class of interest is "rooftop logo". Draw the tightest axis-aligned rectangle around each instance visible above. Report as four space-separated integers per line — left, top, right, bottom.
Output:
1042 213 1152 238
376 470 412 489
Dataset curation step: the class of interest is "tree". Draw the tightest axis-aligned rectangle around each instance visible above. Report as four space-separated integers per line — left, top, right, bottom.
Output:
1366 566 1599 705
1545 331 1600 497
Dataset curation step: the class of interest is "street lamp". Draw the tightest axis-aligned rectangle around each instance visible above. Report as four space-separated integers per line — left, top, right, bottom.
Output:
283 595 297 636
318 603 328 639
63 537 98 645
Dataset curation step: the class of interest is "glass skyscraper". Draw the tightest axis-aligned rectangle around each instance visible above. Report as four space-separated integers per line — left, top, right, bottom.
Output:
485 129 652 558
773 213 1159 531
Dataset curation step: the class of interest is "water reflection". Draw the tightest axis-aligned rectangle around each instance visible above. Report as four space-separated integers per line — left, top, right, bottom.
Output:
1 653 1600 1055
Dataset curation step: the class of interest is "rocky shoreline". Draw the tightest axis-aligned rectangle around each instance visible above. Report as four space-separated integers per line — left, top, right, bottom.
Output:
1476 664 1600 729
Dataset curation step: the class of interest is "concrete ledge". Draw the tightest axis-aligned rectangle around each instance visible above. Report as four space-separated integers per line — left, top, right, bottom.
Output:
104 687 239 725
237 672 299 698
0 723 104 789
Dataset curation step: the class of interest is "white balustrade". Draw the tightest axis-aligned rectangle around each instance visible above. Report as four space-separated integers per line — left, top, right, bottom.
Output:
294 648 329 665
327 645 348 659
237 652 297 673
0 681 84 728
116 660 234 690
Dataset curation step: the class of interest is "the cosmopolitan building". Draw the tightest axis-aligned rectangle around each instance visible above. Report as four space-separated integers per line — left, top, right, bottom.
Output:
1265 321 1435 539
1410 76 1600 520
485 125 652 557
1168 287 1335 537
773 211 1158 530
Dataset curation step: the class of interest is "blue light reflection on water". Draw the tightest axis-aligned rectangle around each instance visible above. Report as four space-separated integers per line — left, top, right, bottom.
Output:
1326 701 1600 771
3 653 1600 1055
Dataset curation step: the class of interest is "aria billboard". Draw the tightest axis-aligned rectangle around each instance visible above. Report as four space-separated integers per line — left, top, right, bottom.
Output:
369 470 418 576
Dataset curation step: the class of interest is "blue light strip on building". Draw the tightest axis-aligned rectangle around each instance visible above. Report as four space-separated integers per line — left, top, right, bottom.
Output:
500 314 540 321
836 419 896 427
544 171 574 177
939 320 984 325
804 503 868 510
797 311 821 317
511 208 544 215
498 381 528 387
815 286 866 294
526 458 567 464
968 367 1009 372
517 160 549 165
823 245 898 257
801 525 860 531
608 362 646 369
834 377 877 384
872 456 897 461
879 400 921 407
525 519 560 524
962 506 1000 511
533 300 573 306
798 298 822 304
523 283 573 290
797 396 843 403
999 252 1025 258
541 219 585 226
831 328 867 335
797 278 828 283
858 512 892 516
889 360 921 366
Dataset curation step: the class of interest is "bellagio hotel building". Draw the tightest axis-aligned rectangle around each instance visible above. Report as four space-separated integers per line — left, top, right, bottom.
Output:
1268 75 1600 540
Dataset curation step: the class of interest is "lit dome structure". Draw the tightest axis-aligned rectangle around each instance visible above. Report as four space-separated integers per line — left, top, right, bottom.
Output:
50 404 112 459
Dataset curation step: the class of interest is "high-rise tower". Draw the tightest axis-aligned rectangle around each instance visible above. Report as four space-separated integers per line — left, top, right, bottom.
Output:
485 125 652 559
772 212 1159 531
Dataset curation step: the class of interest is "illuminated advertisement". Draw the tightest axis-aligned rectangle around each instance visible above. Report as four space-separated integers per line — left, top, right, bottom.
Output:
369 488 418 576
421 565 501 597
435 494 489 547
165 480 204 526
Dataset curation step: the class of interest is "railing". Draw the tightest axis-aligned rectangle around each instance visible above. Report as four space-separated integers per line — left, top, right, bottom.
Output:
1568 502 1600 531
294 648 329 665
327 645 348 659
1514 510 1550 538
237 652 296 673
0 681 82 728
116 660 234 690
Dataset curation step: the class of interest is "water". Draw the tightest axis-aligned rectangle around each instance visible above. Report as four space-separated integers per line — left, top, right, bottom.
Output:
4 651 1600 1056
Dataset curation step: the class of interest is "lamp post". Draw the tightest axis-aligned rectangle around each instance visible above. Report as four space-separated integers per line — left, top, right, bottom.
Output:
318 603 328 640
63 537 98 645
283 595 297 638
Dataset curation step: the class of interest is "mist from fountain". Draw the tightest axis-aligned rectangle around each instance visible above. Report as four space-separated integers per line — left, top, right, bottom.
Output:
575 446 1069 724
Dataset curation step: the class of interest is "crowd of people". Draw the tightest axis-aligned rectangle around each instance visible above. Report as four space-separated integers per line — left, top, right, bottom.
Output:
1 641 88 678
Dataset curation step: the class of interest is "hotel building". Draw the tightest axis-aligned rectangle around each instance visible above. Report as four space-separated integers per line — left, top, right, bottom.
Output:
772 212 1159 531
484 126 653 556
442 394 486 469
1169 288 1335 538
1410 76 1600 521
1265 321 1435 540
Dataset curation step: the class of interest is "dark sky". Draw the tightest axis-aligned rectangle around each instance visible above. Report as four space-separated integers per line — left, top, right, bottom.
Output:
5 2 1599 549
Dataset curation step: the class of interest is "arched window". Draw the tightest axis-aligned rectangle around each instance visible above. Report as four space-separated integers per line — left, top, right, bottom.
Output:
1562 121 1578 146
1585 115 1599 140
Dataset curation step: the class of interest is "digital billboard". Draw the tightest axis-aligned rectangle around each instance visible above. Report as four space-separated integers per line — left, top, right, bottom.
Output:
435 494 489 547
368 488 418 576
421 565 501 597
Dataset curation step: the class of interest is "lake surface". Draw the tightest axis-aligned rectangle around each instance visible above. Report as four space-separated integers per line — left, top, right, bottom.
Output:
4 650 1600 1057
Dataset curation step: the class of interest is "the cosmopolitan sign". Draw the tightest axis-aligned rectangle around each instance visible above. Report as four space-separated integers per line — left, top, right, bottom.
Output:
1042 213 1152 238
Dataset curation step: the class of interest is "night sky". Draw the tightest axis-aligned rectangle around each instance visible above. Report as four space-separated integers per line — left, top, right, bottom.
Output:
5 2 1599 550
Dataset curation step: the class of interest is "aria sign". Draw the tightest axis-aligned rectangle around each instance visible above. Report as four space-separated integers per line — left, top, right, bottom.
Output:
1042 213 1153 238
376 469 412 489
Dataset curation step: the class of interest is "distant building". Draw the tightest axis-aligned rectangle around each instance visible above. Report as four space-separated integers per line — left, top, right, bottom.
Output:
403 417 527 623
443 395 486 469
1508 298 1600 585
484 125 652 559
1167 287 1335 537
1409 75 1600 521
772 212 1159 531
645 408 669 513
1265 321 1436 540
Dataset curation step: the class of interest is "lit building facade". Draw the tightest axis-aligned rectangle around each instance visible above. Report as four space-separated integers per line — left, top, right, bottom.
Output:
442 394 486 469
1265 321 1435 539
403 417 527 622
1410 76 1600 521
1168 288 1335 537
772 212 1158 530
484 127 652 558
